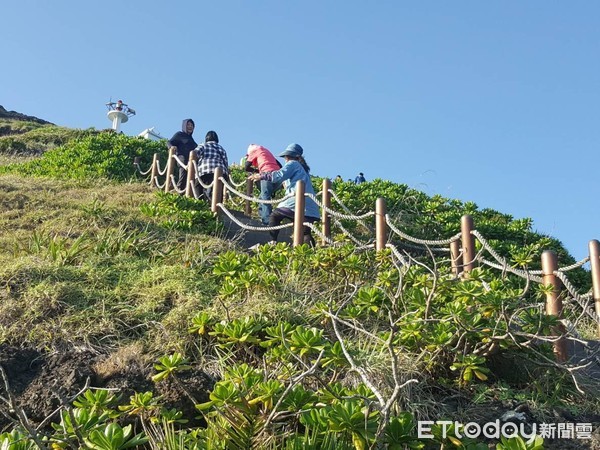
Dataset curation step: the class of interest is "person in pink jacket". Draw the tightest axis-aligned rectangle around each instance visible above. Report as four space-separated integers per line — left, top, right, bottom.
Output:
245 144 282 225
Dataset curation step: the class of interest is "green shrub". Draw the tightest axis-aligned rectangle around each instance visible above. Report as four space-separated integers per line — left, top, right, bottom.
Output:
1 131 167 180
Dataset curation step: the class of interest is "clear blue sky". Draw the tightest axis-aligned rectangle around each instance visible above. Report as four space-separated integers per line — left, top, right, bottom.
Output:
3 1 599 261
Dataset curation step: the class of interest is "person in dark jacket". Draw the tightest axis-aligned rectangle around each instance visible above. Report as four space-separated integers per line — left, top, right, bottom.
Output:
168 119 197 191
354 172 366 184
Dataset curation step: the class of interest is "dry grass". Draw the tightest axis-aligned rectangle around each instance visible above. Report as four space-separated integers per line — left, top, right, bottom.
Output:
0 174 228 353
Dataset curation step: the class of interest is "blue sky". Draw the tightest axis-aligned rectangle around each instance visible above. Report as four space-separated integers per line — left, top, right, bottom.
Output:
3 1 599 261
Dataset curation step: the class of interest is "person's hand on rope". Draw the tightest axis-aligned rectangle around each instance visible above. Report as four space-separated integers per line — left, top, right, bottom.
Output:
248 173 261 182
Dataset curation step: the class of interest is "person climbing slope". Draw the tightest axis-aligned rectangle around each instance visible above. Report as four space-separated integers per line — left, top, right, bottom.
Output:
248 143 320 246
245 144 282 225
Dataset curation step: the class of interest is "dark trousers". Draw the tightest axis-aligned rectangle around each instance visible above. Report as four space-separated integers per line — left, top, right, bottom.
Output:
269 207 319 246
177 166 188 191
176 152 190 192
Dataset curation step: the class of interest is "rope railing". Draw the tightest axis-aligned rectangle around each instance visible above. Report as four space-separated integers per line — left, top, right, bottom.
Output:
218 203 294 233
134 162 153 176
307 192 375 220
221 177 295 204
386 214 461 247
134 153 600 340
155 160 167 176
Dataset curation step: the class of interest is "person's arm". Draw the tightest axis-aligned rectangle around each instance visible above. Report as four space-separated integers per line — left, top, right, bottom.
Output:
222 150 229 173
255 161 296 183
168 132 181 152
194 145 204 161
245 160 258 173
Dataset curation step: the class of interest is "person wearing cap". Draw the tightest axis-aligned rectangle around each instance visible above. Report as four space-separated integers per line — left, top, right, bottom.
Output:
245 144 282 225
248 143 320 246
168 119 197 191
194 130 229 201
354 172 366 184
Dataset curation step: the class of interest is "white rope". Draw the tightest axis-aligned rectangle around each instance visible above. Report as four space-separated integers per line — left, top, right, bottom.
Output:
230 177 248 188
386 243 410 266
557 257 590 273
525 260 589 276
192 163 214 189
304 222 336 246
173 154 186 169
153 178 165 189
134 163 153 176
306 193 375 220
479 258 544 283
472 230 517 269
218 203 294 232
220 177 294 204
155 160 167 176
386 215 461 246
191 182 202 199
169 175 187 194
332 217 374 247
327 188 375 232
554 271 600 323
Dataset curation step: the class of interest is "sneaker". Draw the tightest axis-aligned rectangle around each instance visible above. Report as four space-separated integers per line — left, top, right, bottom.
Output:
248 243 262 251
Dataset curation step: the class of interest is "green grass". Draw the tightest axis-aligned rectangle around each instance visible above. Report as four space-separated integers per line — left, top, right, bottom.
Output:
0 174 225 353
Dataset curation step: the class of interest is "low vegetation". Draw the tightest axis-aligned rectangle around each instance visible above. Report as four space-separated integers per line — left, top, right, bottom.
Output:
0 122 597 449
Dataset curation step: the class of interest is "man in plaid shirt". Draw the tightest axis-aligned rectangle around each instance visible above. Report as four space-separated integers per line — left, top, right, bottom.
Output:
194 130 229 201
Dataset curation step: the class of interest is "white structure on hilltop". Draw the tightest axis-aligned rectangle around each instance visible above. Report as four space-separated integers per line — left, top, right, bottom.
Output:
138 127 164 141
106 100 136 133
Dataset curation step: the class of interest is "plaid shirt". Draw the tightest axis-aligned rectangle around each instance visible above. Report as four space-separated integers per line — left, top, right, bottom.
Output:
194 142 229 176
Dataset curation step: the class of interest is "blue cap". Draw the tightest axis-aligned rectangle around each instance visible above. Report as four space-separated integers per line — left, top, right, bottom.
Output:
278 143 304 158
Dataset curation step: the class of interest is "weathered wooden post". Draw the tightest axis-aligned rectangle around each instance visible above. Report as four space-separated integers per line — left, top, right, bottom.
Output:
321 178 331 246
222 172 229 205
450 240 462 275
541 250 568 362
211 167 224 214
461 215 476 273
149 153 158 187
588 240 600 337
375 198 387 251
164 147 175 193
293 180 306 247
244 179 254 216
185 152 197 198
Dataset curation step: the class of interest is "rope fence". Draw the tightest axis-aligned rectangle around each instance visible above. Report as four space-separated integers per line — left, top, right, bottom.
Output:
135 153 600 347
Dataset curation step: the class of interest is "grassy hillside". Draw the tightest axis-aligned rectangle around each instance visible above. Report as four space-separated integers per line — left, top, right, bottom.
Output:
0 118 598 449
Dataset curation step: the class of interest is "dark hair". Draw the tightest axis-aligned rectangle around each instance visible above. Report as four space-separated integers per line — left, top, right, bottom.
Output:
205 130 219 143
287 155 311 173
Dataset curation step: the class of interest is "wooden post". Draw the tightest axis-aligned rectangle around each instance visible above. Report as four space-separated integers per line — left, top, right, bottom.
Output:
245 179 254 216
375 198 387 251
293 180 306 247
211 167 224 214
133 156 140 168
588 240 600 337
185 152 197 198
461 215 476 272
164 147 175 193
541 250 568 362
321 178 331 246
450 240 462 275
149 153 158 187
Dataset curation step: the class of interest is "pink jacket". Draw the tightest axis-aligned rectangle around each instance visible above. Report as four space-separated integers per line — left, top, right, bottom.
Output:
246 144 281 173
